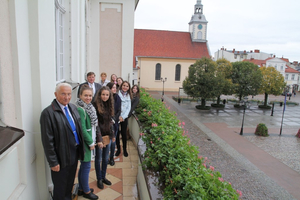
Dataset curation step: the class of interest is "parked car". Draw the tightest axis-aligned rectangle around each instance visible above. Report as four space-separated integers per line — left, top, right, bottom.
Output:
281 92 292 97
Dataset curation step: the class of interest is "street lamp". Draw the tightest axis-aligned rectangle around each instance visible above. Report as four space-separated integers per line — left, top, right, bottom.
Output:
240 97 248 135
161 77 167 101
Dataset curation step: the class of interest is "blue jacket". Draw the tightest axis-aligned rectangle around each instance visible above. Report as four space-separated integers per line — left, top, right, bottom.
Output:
118 90 131 120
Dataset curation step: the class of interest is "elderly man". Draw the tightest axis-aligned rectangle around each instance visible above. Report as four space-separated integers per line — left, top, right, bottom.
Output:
40 83 84 200
77 72 101 98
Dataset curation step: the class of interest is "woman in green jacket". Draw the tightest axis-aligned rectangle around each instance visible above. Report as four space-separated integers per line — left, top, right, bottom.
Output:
76 84 103 200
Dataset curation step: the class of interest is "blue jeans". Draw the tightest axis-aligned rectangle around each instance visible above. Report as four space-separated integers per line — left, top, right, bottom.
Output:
78 161 91 193
95 140 111 181
110 128 118 160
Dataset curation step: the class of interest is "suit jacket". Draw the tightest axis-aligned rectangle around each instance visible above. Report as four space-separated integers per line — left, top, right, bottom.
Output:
40 100 84 168
77 82 102 99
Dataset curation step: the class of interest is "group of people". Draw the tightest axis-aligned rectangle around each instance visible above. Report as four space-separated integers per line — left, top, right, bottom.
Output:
40 72 140 200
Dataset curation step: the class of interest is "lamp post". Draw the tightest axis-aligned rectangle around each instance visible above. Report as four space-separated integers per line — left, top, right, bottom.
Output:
161 77 167 101
240 97 248 135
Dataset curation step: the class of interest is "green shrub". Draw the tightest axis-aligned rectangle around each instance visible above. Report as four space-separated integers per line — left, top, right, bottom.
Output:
211 103 225 108
135 88 241 199
258 105 271 109
255 123 269 136
195 105 211 110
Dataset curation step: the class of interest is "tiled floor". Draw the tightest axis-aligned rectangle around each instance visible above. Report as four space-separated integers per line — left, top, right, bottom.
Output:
75 140 139 200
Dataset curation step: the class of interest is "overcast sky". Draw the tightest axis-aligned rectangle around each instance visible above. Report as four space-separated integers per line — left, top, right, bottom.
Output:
134 0 300 62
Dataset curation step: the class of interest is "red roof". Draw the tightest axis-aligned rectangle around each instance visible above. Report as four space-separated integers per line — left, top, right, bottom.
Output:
285 66 300 73
265 57 290 63
133 29 210 68
243 59 266 66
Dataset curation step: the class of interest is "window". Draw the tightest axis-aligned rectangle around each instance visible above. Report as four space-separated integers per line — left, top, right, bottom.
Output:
281 66 283 70
155 63 161 80
240 54 243 59
175 64 181 81
292 74 295 80
274 65 277 70
234 54 237 59
285 74 289 80
197 31 202 39
55 0 66 82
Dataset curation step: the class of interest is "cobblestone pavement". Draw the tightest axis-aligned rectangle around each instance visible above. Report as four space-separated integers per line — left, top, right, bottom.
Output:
148 91 300 200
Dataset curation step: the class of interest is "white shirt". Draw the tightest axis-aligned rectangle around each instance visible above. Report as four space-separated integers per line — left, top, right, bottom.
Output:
88 82 96 95
56 100 75 123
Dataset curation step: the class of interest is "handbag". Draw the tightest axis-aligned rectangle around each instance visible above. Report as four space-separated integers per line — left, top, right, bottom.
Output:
102 135 110 147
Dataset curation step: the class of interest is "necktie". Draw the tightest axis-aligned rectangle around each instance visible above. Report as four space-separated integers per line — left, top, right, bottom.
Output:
64 106 80 144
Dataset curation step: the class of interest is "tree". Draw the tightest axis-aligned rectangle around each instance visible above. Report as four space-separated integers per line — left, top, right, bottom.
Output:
182 57 217 108
259 66 286 107
231 61 262 101
214 59 233 105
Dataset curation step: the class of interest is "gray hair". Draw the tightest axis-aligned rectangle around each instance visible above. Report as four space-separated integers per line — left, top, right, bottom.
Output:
55 83 72 93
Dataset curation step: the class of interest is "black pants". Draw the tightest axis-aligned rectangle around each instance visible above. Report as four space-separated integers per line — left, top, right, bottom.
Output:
51 157 78 199
116 118 128 151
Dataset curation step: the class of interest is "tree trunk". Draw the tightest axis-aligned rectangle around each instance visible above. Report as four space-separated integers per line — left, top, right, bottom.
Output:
217 96 221 105
264 93 268 106
201 98 206 107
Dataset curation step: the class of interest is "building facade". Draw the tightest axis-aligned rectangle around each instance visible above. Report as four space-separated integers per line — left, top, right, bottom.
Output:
0 0 137 199
245 57 300 91
214 48 273 62
133 0 210 91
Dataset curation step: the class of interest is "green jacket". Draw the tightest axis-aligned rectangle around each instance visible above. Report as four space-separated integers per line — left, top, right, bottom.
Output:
77 107 94 162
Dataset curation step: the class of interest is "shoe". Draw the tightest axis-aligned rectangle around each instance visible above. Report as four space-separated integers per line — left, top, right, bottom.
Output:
109 159 115 166
123 149 128 157
82 191 98 200
115 149 120 156
97 179 104 189
78 188 94 196
102 178 112 185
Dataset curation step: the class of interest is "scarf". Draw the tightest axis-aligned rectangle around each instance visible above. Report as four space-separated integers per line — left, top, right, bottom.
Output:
75 98 98 126
120 90 128 97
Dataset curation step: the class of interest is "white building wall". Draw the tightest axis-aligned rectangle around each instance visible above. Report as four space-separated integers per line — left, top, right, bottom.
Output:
1 0 136 199
88 0 134 83
266 58 286 76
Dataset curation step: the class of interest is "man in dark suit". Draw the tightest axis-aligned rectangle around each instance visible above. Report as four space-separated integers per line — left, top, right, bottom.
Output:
40 83 84 200
77 72 101 99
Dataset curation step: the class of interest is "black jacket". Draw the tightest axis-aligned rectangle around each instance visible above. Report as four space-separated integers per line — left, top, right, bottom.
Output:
40 100 84 168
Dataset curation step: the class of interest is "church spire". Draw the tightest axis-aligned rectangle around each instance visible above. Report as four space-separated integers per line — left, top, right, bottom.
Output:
195 0 203 15
189 0 208 42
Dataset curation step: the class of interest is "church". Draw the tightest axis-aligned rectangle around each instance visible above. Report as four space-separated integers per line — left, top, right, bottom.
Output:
133 0 211 91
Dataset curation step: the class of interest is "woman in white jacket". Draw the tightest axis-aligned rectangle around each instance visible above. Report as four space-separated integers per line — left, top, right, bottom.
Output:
115 81 132 157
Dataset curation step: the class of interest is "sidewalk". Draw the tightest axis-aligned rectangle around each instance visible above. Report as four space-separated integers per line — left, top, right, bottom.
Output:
149 91 300 200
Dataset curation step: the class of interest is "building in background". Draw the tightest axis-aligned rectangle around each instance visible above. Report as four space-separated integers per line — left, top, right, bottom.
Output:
0 0 138 199
245 57 300 91
133 0 210 91
214 47 273 62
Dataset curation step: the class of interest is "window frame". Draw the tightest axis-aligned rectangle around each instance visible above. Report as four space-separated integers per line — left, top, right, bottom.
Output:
55 0 66 83
175 64 181 81
155 63 161 80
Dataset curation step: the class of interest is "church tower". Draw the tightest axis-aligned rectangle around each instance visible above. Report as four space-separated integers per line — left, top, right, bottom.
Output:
189 0 208 42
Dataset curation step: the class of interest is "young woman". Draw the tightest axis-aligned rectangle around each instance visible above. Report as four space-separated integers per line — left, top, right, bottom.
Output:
93 87 115 189
116 77 123 91
115 81 132 157
110 74 117 84
106 82 121 166
76 84 101 200
128 84 140 118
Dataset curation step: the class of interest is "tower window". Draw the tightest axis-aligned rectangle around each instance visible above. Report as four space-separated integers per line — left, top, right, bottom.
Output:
155 63 161 80
175 64 181 81
197 31 202 39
